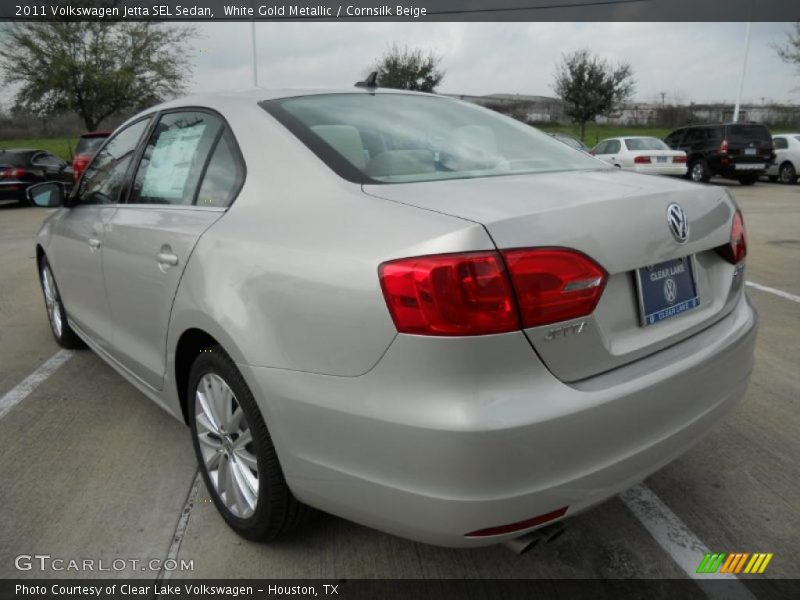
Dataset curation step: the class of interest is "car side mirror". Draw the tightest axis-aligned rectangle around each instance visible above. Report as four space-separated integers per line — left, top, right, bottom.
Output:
27 182 65 208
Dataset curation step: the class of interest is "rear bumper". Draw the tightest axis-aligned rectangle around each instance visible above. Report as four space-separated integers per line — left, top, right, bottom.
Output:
713 162 768 178
630 164 688 176
239 294 757 547
0 181 27 199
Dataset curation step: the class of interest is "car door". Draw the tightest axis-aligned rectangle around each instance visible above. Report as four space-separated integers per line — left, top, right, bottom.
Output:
771 137 788 175
592 141 610 164
46 118 151 350
101 110 244 390
596 139 621 166
663 129 685 151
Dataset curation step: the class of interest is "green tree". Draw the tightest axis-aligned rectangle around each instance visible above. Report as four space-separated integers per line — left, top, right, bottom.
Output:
0 21 195 130
774 22 800 74
370 44 445 92
553 49 635 141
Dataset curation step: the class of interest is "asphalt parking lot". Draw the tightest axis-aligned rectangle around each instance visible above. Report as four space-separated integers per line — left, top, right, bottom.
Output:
0 181 798 590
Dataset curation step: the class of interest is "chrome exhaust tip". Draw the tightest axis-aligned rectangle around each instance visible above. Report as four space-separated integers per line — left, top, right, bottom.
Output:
503 532 541 555
503 522 567 555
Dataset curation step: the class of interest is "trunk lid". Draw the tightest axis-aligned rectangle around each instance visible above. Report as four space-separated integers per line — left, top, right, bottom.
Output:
364 169 741 381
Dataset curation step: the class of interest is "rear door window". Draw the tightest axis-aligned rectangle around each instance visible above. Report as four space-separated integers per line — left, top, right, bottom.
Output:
683 128 704 145
773 137 788 150
664 130 684 147
129 111 223 206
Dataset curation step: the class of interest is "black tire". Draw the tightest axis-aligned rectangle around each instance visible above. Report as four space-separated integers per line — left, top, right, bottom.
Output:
38 256 84 349
737 174 758 186
779 162 797 185
688 159 711 183
188 345 310 541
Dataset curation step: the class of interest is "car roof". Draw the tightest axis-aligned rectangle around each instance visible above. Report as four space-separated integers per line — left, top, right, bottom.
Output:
118 87 468 132
157 86 429 107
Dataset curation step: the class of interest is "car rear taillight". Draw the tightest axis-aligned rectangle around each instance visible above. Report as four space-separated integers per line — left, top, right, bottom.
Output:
719 139 729 154
634 156 651 164
0 167 24 179
502 248 608 328
379 252 519 336
716 210 747 265
673 155 687 164
73 155 91 181
379 248 608 335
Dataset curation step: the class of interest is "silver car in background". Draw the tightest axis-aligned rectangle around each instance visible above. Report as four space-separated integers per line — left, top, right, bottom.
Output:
29 89 757 548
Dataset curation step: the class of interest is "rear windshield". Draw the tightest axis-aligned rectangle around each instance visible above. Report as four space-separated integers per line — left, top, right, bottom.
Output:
625 138 669 151
726 125 771 143
261 93 603 183
76 136 108 155
0 151 30 167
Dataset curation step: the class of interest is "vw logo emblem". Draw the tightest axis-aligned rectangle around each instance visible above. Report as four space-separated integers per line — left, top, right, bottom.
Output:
664 278 678 304
667 203 689 244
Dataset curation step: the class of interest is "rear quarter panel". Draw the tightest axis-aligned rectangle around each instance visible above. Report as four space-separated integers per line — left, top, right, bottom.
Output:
167 98 493 377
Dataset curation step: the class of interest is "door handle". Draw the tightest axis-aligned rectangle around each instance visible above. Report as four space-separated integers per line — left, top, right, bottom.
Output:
156 252 179 267
88 238 102 249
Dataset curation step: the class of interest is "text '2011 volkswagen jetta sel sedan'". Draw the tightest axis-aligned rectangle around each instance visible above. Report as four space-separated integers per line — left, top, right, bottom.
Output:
28 88 757 548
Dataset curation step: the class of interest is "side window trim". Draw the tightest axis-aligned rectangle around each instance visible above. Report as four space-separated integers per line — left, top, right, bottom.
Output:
71 115 154 207
190 126 226 206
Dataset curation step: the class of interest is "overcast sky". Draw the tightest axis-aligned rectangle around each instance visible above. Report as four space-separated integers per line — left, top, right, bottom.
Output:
187 21 799 104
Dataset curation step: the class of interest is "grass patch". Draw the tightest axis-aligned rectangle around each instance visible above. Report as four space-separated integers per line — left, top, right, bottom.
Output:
0 137 78 161
535 124 673 147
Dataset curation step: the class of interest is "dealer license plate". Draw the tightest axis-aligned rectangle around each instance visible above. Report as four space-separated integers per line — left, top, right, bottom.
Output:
636 257 699 326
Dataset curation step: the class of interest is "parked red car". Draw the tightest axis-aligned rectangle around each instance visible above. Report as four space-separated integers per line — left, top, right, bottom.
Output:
72 131 110 181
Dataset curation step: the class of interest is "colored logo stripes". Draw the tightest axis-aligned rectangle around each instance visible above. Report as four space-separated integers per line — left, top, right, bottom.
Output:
697 552 773 574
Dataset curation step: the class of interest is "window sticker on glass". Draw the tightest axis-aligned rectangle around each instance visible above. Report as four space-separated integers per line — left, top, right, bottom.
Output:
140 124 207 200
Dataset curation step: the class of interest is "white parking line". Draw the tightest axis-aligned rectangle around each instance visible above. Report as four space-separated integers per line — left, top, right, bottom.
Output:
0 350 74 420
746 281 800 304
621 484 756 600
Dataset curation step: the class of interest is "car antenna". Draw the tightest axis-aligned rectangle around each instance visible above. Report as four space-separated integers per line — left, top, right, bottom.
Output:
355 71 378 92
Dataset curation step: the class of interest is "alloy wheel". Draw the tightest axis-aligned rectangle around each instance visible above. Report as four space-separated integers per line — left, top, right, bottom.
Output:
779 163 796 184
41 264 63 339
194 373 260 518
691 162 705 182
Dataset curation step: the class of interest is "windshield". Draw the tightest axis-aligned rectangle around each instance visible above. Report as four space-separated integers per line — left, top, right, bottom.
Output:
625 138 669 151
261 93 604 183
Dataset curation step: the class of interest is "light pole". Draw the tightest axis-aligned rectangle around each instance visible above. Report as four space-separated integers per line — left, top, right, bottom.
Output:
251 21 258 87
732 21 752 123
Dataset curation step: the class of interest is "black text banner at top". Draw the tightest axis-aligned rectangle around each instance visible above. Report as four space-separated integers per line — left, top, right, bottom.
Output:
1 0 798 21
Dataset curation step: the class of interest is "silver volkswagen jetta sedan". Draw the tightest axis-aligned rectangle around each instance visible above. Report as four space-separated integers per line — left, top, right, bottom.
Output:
29 88 757 548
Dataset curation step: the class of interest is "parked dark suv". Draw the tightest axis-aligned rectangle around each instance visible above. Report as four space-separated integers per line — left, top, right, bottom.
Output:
664 123 775 185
